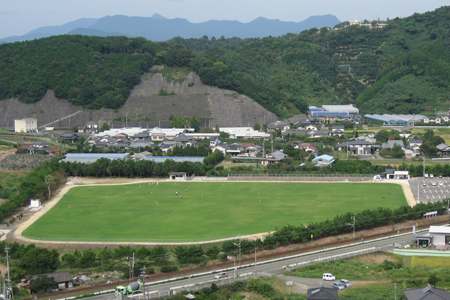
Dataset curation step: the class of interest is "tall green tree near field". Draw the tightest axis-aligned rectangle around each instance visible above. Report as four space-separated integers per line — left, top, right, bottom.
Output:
44 175 54 201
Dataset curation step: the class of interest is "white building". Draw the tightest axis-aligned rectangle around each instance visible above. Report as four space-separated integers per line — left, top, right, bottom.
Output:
14 118 37 133
429 226 450 246
322 105 360 115
219 127 270 140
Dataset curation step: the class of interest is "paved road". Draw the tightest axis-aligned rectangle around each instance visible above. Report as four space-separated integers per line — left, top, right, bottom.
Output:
82 232 418 300
409 177 450 204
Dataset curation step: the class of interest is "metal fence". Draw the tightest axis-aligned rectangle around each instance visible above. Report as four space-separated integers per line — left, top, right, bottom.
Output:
227 173 373 182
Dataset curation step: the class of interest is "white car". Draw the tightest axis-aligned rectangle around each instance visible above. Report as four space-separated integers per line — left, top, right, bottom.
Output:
422 182 427 186
432 182 437 186
439 181 444 186
323 273 336 281
214 272 228 279
430 174 434 178
332 282 345 290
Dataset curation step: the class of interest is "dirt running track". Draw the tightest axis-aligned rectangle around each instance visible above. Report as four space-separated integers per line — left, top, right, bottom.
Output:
9 177 417 248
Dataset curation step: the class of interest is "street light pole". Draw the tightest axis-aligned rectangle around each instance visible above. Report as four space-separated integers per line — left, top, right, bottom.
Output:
254 248 257 276
423 156 426 177
227 256 236 279
233 235 241 265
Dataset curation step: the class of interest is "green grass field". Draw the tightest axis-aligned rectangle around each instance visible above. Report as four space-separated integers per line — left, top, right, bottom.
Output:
23 182 407 241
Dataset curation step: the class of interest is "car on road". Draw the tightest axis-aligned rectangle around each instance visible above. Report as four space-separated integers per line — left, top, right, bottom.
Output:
432 181 437 186
323 273 336 281
332 282 345 290
214 272 228 279
340 279 352 287
439 181 444 186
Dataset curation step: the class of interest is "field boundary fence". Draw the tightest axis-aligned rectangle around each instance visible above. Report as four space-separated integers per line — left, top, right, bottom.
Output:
227 173 373 182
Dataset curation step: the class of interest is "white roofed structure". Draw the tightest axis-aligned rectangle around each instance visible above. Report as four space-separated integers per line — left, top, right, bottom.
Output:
322 104 359 115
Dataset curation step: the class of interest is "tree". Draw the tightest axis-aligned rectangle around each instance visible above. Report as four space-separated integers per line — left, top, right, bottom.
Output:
100 122 110 132
19 248 60 274
253 123 261 131
44 175 54 201
30 275 57 293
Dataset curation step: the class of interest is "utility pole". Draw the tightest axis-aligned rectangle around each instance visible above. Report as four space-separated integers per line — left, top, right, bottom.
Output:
447 199 450 224
140 266 147 300
271 136 273 153
5 246 12 300
393 283 398 300
346 216 356 243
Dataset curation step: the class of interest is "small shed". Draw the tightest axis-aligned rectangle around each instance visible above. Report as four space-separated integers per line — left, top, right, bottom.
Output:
29 199 42 208
168 172 187 181
312 155 335 167
307 286 338 300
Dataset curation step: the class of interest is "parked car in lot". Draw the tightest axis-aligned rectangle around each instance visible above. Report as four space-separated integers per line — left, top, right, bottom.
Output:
332 282 345 290
439 181 444 186
425 174 429 178
340 279 352 287
422 182 427 186
214 272 228 279
430 174 434 178
323 273 336 281
432 181 437 186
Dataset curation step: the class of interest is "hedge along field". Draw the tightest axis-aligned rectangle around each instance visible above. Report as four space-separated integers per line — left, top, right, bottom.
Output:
23 182 406 241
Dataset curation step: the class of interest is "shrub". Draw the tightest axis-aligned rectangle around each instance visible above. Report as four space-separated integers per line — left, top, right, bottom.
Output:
160 265 178 273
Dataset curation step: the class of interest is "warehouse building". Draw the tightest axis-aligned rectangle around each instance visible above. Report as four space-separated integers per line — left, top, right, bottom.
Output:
364 114 425 125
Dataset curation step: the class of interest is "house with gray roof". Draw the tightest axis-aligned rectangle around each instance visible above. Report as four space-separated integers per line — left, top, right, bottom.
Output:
403 285 450 300
307 286 338 300
267 121 290 131
436 143 450 152
57 132 79 143
29 271 73 290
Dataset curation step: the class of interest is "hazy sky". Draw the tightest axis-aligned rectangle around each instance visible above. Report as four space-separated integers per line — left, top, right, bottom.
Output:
0 0 448 39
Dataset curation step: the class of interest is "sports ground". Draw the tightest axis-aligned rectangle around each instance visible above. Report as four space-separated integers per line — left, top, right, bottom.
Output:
22 181 407 241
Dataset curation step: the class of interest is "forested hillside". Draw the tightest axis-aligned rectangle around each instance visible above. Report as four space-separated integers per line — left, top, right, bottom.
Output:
1 6 450 117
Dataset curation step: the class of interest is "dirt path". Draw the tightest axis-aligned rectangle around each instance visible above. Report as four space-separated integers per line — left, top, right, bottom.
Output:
11 177 417 246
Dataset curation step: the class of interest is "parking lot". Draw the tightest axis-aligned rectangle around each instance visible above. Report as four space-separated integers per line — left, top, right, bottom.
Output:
409 177 450 204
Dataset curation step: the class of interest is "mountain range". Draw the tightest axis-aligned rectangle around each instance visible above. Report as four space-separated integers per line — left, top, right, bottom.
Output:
0 13 341 43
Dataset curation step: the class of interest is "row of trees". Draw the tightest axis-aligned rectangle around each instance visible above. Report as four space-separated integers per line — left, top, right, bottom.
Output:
270 200 447 245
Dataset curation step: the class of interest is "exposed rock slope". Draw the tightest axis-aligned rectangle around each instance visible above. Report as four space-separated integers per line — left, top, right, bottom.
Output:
0 71 278 129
